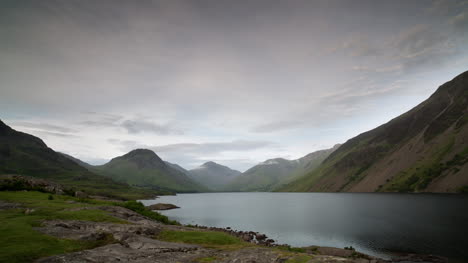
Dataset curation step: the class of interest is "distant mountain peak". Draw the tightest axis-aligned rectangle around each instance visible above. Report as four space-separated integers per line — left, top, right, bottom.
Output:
126 148 158 157
202 161 218 166
108 148 165 169
189 161 241 190
259 158 288 165
122 148 164 161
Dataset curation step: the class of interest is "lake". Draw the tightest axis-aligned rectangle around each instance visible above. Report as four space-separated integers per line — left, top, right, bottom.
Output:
141 192 468 260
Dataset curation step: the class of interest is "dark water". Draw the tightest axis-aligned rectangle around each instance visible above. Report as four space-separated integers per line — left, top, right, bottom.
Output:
141 193 468 260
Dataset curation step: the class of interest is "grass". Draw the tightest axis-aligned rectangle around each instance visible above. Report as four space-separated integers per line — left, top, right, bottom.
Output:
0 191 126 262
196 256 219 262
119 200 179 225
0 209 114 263
157 230 246 249
276 245 307 253
383 138 467 192
285 255 313 263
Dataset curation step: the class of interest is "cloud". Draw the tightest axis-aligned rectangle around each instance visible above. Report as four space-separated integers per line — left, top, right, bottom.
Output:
78 112 123 127
251 120 303 133
9 121 76 133
352 65 402 73
425 0 467 15
2 1 468 171
393 25 447 59
450 11 468 33
21 129 79 139
328 37 383 57
153 140 275 154
121 119 183 135
79 113 183 135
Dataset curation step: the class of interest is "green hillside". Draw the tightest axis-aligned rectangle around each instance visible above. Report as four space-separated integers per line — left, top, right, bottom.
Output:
280 71 468 193
225 145 340 192
0 120 153 199
189 161 241 191
94 149 207 193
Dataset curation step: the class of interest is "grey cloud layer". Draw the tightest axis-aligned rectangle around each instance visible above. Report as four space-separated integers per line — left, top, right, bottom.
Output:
1 0 467 169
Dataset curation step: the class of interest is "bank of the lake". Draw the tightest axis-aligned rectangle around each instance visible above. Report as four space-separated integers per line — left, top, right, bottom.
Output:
142 192 468 261
0 191 391 263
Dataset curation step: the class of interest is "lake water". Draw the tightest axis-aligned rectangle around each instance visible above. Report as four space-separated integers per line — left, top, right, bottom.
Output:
141 192 468 260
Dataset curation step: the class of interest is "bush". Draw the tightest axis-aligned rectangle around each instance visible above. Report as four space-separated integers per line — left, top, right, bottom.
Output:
48 195 54 200
119 201 178 225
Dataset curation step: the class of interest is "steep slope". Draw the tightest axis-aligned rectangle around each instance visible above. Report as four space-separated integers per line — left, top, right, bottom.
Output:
95 149 206 193
0 120 152 199
165 161 191 175
281 71 468 193
225 145 340 192
189 161 241 191
59 152 94 170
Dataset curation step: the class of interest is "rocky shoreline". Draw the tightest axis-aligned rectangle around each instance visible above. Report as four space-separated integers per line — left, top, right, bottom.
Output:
173 224 449 263
30 203 446 263
0 185 451 263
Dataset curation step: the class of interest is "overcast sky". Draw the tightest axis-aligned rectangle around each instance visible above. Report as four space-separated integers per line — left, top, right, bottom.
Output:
1 0 467 171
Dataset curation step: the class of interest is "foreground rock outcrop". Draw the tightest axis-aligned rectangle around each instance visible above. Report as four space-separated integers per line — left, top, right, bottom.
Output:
0 174 65 194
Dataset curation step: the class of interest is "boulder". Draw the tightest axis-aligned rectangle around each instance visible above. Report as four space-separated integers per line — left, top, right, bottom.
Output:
0 174 65 194
74 191 88 198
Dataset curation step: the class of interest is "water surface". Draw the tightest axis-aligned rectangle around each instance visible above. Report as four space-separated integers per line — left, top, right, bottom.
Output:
141 192 468 260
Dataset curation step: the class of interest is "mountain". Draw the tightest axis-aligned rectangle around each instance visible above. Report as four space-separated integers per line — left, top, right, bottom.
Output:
94 149 206 193
280 71 468 193
59 152 94 170
165 161 191 175
189 161 241 191
0 120 152 199
225 145 340 192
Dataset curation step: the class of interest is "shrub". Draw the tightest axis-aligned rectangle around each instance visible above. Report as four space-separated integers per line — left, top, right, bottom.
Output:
48 195 54 200
344 246 355 251
119 200 178 225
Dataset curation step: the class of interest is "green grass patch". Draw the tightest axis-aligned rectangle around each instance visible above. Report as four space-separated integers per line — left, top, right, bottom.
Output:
157 230 243 247
285 255 313 263
382 137 463 192
0 191 127 262
276 245 307 253
118 200 178 225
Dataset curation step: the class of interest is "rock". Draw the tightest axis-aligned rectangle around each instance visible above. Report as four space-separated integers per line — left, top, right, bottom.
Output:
24 208 35 214
36 243 209 263
0 200 21 210
242 234 253 242
0 174 65 194
74 191 87 198
146 203 180 210
255 234 267 240
36 220 162 242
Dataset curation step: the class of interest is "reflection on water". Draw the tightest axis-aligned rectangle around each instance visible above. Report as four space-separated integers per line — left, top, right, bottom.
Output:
141 192 468 260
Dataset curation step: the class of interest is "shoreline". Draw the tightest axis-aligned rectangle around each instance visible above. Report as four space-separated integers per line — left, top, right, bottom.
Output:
0 191 457 263
175 223 451 263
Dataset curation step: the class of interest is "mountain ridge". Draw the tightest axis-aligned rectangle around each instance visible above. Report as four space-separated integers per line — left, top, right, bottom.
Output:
189 161 241 191
0 120 153 199
225 145 341 192
280 70 468 193
93 149 206 193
